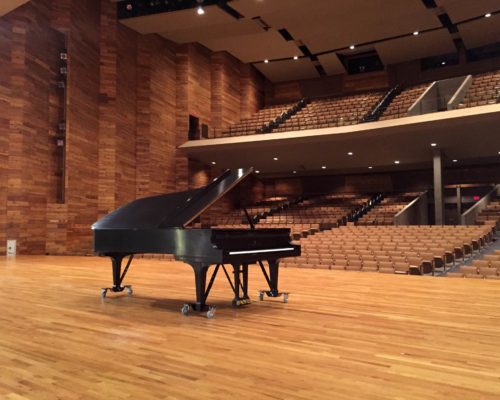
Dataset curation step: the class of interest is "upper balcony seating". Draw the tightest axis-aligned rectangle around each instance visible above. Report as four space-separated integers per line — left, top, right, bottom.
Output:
379 84 429 120
458 70 500 109
273 92 383 132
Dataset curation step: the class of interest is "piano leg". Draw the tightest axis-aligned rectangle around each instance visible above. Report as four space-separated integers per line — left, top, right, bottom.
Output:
183 264 216 318
231 263 251 307
101 254 134 299
258 260 289 303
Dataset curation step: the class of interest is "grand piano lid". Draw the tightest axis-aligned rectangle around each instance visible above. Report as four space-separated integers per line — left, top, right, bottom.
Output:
92 168 254 230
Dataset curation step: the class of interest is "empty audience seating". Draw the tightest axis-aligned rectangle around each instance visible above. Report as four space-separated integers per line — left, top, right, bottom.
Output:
282 225 493 275
458 70 500 109
379 84 429 120
274 92 382 132
447 250 500 279
357 193 420 225
217 103 295 137
476 196 500 230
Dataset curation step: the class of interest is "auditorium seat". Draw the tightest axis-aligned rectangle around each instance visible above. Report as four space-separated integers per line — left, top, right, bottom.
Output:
379 84 429 120
458 70 500 109
356 192 421 225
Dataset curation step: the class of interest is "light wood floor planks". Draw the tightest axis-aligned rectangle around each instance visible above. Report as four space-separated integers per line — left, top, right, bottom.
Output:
1 256 500 399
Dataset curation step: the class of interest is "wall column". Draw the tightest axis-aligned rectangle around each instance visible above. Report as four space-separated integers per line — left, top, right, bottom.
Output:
433 149 444 225
456 186 462 224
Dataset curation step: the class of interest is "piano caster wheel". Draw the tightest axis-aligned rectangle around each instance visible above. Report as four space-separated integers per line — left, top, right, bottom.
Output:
181 304 190 316
126 286 133 296
258 291 264 301
283 293 289 303
101 288 108 300
206 306 216 319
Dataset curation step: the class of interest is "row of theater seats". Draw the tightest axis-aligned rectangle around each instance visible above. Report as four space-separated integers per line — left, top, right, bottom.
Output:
273 92 382 132
447 251 500 279
475 197 500 229
357 193 421 225
257 194 370 228
379 84 429 120
282 225 493 275
216 103 294 137
215 223 319 238
211 69 499 139
458 70 500 109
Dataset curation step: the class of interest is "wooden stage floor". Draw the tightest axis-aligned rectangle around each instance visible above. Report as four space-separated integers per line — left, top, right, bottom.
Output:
1 256 499 400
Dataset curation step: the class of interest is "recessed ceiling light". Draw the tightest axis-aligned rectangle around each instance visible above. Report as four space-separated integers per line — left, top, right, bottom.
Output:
197 5 205 15
273 157 278 161
394 160 400 164
255 170 260 174
211 161 216 165
349 45 355 50
347 152 353 156
430 143 437 147
452 159 458 163
368 166 373 169
413 31 419 36
485 13 492 18
293 56 298 60
293 170 297 174
441 61 446 65
321 166 326 169
264 59 269 63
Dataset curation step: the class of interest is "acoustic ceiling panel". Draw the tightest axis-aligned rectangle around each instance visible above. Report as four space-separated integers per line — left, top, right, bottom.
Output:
318 53 346 76
201 30 299 63
435 0 499 22
376 29 456 65
254 58 319 82
232 0 442 53
458 18 500 49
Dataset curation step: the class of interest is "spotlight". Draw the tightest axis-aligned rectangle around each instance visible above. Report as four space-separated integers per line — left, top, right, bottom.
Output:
368 166 373 169
485 13 492 18
321 166 326 169
347 152 353 156
452 159 458 163
211 161 216 165
293 56 298 60
413 31 419 36
197 5 205 15
394 160 400 164
430 143 437 147
255 170 260 174
273 157 278 161
349 45 355 50
264 59 269 63
441 61 446 66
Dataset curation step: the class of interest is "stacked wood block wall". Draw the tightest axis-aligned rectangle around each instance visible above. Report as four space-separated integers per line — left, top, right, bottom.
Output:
0 0 266 255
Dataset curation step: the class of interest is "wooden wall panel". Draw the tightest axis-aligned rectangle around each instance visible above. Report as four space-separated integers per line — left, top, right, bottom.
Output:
0 0 267 255
65 0 101 254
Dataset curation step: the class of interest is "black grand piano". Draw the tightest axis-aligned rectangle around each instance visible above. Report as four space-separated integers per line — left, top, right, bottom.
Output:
92 168 300 318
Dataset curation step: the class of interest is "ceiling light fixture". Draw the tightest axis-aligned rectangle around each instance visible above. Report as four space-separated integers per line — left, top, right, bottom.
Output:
394 160 400 164
273 157 278 161
255 170 260 174
368 166 373 169
347 152 353 156
321 166 326 169
264 59 269 63
197 5 205 15
293 56 298 60
349 45 355 50
211 161 216 165
430 143 437 147
441 61 446 65
413 31 419 36
293 170 297 174
452 159 458 163
485 13 492 18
